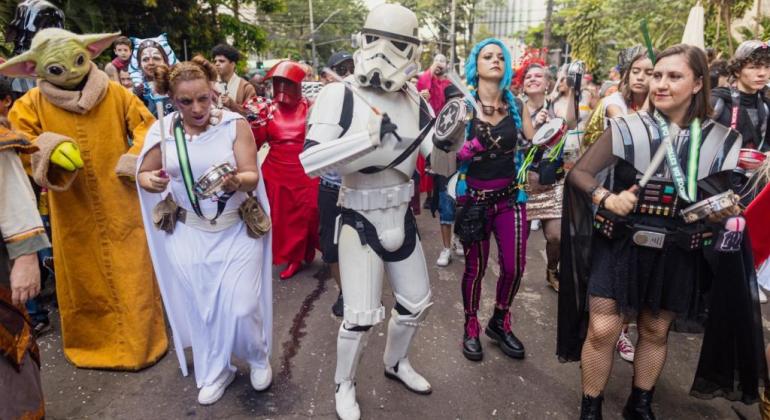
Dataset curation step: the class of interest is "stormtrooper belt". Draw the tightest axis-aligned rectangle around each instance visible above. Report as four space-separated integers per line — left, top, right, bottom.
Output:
338 182 413 211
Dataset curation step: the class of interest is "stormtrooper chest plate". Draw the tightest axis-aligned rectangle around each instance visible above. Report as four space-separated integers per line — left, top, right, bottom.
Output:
343 88 422 177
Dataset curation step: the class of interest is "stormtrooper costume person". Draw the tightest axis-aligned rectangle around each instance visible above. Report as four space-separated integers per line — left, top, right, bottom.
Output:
300 4 434 420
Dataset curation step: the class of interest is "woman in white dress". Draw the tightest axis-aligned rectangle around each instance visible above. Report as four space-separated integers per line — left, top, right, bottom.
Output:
136 56 273 405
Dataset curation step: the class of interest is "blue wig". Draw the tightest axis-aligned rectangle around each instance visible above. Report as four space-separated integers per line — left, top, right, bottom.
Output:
464 38 522 129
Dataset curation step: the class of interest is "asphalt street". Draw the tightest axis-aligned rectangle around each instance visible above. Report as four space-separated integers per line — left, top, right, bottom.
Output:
38 209 762 419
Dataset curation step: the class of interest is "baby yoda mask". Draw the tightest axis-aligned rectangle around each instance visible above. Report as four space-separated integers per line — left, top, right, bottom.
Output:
0 28 119 90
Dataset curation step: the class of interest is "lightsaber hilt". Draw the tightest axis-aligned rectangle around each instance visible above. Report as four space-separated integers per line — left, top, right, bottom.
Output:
153 97 168 179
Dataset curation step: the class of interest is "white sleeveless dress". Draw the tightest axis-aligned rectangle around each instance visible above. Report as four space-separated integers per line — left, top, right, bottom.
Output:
137 110 273 388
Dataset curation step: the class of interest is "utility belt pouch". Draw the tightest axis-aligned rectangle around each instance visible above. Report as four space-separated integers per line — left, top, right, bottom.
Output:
675 224 714 251
239 191 271 239
454 200 488 242
592 208 627 240
152 194 179 234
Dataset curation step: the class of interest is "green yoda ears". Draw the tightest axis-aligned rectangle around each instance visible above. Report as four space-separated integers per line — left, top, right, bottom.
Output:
0 28 120 89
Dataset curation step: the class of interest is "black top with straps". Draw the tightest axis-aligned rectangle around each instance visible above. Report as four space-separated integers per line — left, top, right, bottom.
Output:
467 116 519 180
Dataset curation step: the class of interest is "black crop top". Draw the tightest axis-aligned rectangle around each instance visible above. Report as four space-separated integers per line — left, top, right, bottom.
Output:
467 116 519 180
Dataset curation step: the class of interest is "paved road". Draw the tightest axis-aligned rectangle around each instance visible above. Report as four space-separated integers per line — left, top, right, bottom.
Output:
39 210 761 419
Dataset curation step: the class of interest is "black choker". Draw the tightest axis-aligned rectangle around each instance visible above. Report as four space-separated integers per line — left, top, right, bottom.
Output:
478 100 507 116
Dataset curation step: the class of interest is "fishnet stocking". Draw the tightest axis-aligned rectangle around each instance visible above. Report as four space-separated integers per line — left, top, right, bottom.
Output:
542 219 561 270
633 309 675 390
581 297 623 397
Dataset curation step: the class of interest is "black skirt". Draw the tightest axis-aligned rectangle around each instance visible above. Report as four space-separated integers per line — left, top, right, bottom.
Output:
586 219 707 318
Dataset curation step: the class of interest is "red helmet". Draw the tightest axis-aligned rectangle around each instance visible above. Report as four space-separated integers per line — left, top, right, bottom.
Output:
266 60 305 106
266 60 306 84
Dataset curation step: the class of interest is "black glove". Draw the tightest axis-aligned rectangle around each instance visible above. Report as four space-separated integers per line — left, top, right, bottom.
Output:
380 113 402 142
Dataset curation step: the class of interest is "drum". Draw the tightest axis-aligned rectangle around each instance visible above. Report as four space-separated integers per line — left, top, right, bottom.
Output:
433 97 470 152
738 148 767 171
532 117 567 148
194 162 236 199
680 190 739 224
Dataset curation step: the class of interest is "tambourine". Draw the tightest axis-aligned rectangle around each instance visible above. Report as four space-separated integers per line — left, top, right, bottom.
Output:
433 97 470 152
680 190 739 224
738 148 767 171
194 162 236 199
532 117 567 148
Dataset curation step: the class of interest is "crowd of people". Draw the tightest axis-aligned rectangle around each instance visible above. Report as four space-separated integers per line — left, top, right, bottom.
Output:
1 1 770 419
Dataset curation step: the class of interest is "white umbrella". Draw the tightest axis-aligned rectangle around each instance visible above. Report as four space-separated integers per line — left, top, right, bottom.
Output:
682 1 705 50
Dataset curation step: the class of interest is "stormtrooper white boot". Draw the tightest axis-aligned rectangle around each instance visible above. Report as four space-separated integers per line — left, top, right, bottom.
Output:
335 323 369 420
383 307 432 395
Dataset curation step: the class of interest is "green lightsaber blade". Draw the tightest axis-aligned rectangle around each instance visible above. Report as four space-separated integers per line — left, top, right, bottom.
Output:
641 19 656 64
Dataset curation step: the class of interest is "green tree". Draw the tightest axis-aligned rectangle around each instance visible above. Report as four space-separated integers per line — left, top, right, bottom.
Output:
703 0 753 55
560 0 603 71
400 0 483 71
553 0 755 75
0 0 282 61
261 0 367 67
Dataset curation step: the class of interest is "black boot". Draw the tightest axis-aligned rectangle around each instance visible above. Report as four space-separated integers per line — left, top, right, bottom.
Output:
331 292 344 318
622 386 656 420
462 315 483 361
580 394 603 420
485 308 525 359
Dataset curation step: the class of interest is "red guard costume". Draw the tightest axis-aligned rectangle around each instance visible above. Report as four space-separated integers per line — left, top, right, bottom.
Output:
245 61 319 279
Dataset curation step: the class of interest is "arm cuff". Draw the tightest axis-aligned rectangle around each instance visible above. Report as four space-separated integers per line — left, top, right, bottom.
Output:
6 234 50 260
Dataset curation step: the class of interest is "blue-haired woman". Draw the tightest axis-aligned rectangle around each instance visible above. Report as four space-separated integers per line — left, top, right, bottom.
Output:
453 39 545 361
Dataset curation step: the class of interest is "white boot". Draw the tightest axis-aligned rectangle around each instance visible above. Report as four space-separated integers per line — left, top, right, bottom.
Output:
334 323 369 420
383 307 432 394
335 380 360 420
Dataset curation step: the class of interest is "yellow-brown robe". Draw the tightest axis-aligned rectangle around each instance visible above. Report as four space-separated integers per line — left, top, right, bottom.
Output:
9 64 168 370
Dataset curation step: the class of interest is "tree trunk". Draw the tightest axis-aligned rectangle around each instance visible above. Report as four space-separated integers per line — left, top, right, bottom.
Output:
209 0 219 32
468 0 476 46
543 0 555 49
726 2 733 53
715 2 721 46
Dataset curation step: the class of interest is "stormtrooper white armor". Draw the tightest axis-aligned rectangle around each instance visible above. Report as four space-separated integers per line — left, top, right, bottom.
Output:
300 4 433 420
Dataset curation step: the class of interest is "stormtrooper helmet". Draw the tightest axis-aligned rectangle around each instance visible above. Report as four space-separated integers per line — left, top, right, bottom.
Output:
353 3 421 92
